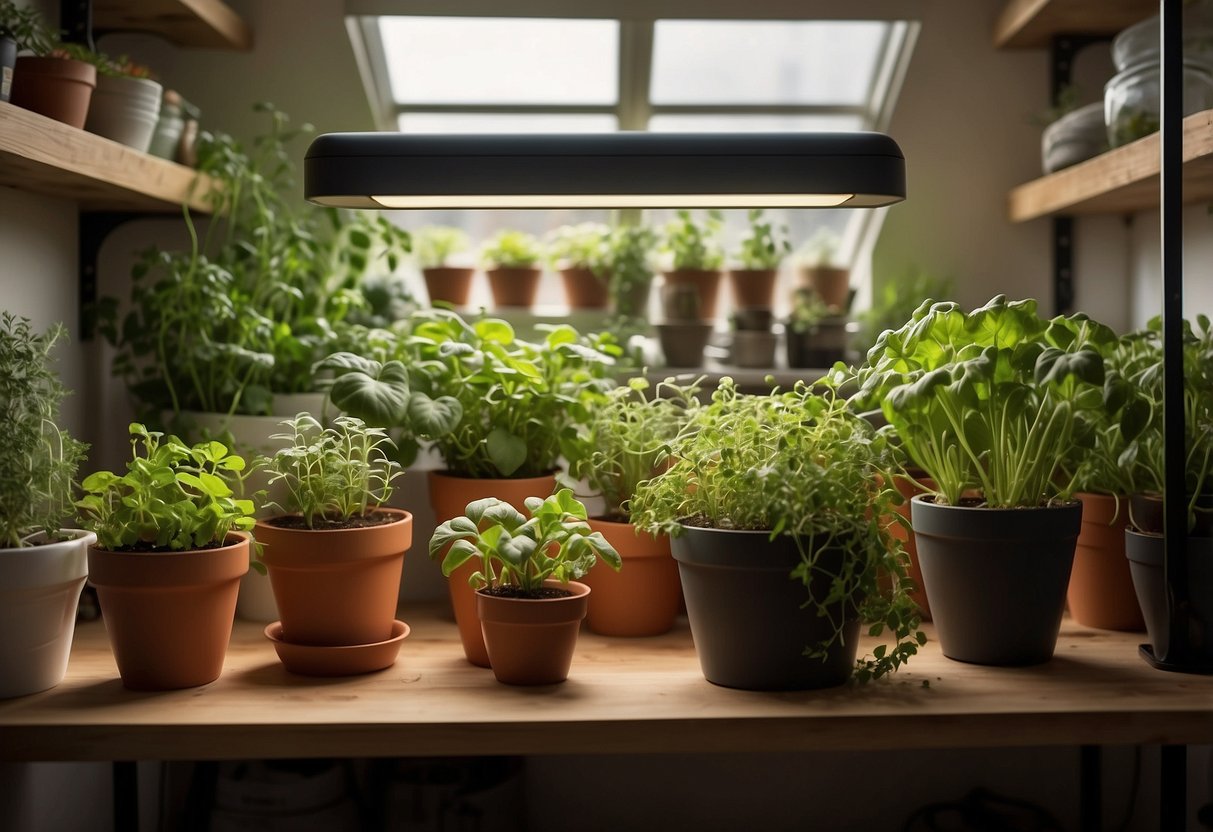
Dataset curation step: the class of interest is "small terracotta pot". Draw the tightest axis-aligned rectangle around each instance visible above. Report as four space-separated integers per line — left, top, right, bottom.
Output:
256 509 413 647
10 56 96 129
583 518 680 637
560 267 609 309
891 475 933 620
798 266 851 311
1068 493 1144 631
477 580 590 685
728 269 778 310
487 267 542 308
88 533 249 690
428 471 558 667
423 267 475 307
662 270 722 319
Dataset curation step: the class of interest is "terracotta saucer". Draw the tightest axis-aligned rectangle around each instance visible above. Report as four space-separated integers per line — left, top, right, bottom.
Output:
265 620 409 677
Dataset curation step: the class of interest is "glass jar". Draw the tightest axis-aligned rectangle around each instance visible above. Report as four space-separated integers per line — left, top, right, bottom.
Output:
1112 4 1213 74
1104 60 1213 148
147 89 184 160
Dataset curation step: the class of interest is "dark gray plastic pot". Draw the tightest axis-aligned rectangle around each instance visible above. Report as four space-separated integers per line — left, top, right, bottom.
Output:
1 35 15 103
670 525 859 690
1125 529 1213 662
911 495 1081 666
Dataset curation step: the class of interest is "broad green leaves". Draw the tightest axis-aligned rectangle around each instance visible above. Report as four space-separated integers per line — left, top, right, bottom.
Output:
428 489 620 592
317 353 411 426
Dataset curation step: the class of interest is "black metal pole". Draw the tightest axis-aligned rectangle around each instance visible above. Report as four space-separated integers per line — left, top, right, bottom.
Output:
1079 745 1102 832
1161 745 1187 831
1159 0 1192 668
113 761 139 832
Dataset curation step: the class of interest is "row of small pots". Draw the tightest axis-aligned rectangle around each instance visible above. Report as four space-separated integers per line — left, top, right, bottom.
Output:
425 266 609 310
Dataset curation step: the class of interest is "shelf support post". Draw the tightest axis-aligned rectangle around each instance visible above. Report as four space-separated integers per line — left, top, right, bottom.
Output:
59 0 95 51
78 212 145 340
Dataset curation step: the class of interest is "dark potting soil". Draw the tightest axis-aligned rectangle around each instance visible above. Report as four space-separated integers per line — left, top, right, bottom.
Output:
109 539 225 554
480 585 573 600
924 496 1079 510
597 512 631 524
266 510 399 531
679 514 770 531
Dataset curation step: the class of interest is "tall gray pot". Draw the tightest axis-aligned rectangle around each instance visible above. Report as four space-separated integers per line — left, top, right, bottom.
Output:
1125 529 1213 663
1 35 15 103
911 495 1080 666
670 525 859 690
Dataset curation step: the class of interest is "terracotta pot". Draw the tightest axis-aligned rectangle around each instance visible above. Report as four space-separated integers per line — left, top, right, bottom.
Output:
428 471 558 667
423 267 475 307
256 508 413 647
0 530 94 699
912 496 1080 666
1068 493 1144 631
10 56 96 129
560 267 610 309
583 519 680 637
476 580 590 685
728 269 778 309
88 533 249 690
891 476 933 620
798 266 851 311
662 270 722 319
487 267 542 308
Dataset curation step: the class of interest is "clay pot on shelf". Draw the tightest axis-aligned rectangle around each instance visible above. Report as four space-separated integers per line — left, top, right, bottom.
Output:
10 55 96 128
728 268 778 310
476 580 590 685
87 533 249 690
84 74 163 153
487 267 542 308
560 267 610 309
0 530 94 698
890 475 932 620
1067 493 1144 631
428 471 558 668
797 266 850 311
662 269 722 320
583 518 680 637
423 266 475 308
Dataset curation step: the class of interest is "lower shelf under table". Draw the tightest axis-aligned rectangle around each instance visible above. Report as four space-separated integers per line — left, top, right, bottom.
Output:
2 603 1212 762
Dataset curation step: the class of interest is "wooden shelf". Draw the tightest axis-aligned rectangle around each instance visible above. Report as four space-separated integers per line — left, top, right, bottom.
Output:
2 603 1212 762
92 0 253 51
0 101 217 213
1008 108 1213 222
994 0 1154 49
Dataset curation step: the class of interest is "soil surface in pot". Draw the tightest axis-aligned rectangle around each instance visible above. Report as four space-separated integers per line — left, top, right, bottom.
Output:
106 540 225 553
265 510 399 531
680 515 765 530
481 586 573 600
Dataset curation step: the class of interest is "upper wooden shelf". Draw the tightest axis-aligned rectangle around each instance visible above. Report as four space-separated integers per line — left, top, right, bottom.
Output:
994 0 1155 48
2 603 1212 762
1008 108 1213 222
92 0 253 51
0 101 217 213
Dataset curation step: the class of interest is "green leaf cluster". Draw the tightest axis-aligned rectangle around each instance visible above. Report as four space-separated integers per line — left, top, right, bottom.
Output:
100 104 413 420
733 209 791 270
266 413 402 527
0 1 54 54
853 268 954 356
0 313 88 549
662 210 724 271
851 295 1115 507
429 489 621 593
545 222 611 274
603 225 658 316
480 230 543 269
76 424 258 552
562 376 702 520
630 378 925 682
413 226 470 269
320 309 621 479
795 227 842 269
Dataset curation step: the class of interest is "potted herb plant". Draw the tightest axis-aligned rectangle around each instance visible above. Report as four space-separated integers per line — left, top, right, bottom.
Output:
562 376 700 636
255 414 412 675
786 288 849 369
795 228 850 312
414 225 473 307
83 54 163 153
319 308 619 666
661 209 724 320
729 209 789 310
632 378 925 690
1121 316 1213 662
0 314 92 699
481 230 544 309
657 282 712 368
430 489 621 685
852 296 1114 666
604 224 657 318
7 12 99 129
546 222 611 309
76 424 259 690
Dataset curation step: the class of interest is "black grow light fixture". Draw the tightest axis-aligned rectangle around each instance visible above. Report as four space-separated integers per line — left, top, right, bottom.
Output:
302 131 905 210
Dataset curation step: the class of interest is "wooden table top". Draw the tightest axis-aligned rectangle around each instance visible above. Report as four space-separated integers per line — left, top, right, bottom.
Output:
2 604 1212 761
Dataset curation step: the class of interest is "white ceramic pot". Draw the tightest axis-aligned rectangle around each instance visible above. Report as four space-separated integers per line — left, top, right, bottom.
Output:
84 75 163 153
0 529 95 698
1041 102 1106 173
